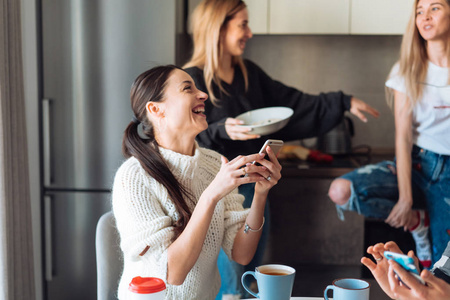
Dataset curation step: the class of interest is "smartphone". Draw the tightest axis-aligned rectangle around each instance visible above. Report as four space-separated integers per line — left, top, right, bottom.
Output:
251 139 284 165
244 140 283 177
384 251 426 285
260 139 284 157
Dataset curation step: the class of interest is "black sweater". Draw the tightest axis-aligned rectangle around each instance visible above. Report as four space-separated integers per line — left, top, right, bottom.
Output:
185 59 352 160
432 241 450 284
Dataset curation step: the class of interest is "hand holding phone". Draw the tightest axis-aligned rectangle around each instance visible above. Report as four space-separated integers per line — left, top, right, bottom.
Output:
384 251 426 285
244 140 283 177
252 139 284 164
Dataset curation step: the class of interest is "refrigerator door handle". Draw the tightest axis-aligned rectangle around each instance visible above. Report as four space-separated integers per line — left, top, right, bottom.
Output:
44 195 53 281
42 98 52 186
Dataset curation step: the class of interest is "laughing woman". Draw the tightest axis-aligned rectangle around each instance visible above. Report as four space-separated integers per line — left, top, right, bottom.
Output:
112 65 281 300
328 0 450 268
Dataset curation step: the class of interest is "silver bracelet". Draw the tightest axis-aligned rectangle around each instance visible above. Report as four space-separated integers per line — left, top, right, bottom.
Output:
244 217 265 234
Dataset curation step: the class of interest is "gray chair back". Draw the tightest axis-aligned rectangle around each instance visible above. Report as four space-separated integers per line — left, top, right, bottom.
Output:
96 211 123 300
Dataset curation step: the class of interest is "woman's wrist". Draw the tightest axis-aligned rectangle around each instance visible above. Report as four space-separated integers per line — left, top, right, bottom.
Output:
397 196 413 206
244 217 265 234
199 188 221 207
252 189 268 204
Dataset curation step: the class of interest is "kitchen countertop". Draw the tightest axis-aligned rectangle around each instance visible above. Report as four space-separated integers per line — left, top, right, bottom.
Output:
279 151 394 178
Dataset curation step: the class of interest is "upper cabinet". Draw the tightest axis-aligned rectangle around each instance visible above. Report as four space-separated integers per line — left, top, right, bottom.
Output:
351 0 413 34
247 0 413 35
187 0 268 34
188 0 413 35
269 0 350 34
245 0 269 34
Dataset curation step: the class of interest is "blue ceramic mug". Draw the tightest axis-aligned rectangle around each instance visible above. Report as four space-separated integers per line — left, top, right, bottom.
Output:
324 278 370 300
241 264 295 300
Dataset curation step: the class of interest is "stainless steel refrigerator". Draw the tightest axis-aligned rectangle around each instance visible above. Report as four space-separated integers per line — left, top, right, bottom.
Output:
40 1 185 298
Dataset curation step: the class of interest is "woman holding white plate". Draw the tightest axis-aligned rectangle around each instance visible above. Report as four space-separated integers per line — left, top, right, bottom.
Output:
183 0 379 298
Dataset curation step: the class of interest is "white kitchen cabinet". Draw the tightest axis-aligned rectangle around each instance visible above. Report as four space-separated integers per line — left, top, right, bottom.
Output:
189 0 411 36
269 0 350 34
188 0 268 34
351 0 413 34
246 0 269 34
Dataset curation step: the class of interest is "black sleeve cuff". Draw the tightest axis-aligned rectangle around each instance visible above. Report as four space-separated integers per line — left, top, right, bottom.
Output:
433 268 450 284
343 94 352 111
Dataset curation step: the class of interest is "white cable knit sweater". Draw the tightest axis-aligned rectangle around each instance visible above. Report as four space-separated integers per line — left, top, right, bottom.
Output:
112 144 249 300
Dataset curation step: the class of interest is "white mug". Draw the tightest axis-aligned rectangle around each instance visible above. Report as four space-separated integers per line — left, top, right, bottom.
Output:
324 278 370 300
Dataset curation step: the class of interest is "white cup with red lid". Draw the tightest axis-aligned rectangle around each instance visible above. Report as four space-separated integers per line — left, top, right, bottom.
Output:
128 276 166 300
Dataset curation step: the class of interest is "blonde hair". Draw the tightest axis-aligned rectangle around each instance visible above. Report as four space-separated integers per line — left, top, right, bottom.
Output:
387 0 450 110
183 0 248 105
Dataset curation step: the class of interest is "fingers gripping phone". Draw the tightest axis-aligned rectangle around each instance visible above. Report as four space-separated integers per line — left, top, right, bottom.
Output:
257 139 284 162
245 140 284 177
384 251 426 285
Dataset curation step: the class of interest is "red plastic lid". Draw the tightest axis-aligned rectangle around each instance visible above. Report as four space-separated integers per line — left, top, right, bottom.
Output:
129 276 166 294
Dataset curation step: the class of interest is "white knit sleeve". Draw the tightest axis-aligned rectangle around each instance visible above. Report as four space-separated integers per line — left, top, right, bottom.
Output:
112 159 175 277
221 189 249 259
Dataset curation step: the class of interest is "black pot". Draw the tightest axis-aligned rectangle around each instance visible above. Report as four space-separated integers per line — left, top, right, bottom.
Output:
317 116 354 155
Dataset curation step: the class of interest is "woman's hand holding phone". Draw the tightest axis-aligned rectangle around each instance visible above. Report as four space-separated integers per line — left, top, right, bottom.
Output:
246 140 283 194
361 242 405 299
387 263 450 300
384 251 426 286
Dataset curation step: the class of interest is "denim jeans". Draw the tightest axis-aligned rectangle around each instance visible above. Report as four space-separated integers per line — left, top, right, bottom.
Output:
215 183 271 299
337 145 450 263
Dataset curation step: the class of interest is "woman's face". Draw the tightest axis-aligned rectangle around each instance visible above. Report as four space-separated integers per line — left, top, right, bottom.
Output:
416 0 450 42
157 69 208 136
222 8 253 57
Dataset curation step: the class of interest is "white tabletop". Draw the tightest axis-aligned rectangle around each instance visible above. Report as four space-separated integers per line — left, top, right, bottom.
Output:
243 298 327 300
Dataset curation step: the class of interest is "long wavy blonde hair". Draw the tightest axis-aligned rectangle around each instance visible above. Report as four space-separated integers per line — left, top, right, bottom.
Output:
387 0 450 110
183 0 248 105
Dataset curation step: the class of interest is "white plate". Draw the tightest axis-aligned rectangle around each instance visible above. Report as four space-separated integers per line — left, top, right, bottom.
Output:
235 107 294 135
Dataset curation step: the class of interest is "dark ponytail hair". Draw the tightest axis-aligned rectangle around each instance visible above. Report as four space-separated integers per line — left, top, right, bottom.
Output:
122 65 192 239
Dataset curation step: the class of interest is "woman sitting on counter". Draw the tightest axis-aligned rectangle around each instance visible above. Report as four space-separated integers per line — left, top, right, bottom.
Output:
183 0 379 297
329 0 450 268
112 65 282 299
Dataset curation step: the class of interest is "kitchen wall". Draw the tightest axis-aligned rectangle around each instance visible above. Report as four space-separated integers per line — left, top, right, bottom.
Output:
243 34 402 151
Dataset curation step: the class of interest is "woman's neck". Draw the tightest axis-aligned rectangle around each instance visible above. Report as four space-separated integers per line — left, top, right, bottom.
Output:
156 133 196 156
218 53 235 84
427 40 449 67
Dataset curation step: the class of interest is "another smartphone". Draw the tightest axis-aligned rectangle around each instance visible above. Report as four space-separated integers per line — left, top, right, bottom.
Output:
384 251 426 285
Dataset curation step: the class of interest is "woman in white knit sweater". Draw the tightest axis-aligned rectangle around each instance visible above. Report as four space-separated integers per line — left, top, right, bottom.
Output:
112 65 282 300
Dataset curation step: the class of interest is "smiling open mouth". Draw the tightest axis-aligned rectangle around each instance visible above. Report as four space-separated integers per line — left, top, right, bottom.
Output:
193 107 205 114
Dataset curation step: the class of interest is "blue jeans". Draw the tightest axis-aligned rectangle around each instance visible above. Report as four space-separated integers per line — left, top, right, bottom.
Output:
216 183 271 299
337 145 450 263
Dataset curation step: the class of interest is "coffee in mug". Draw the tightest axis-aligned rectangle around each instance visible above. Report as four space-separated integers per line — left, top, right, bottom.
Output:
128 276 166 300
324 278 370 300
241 264 295 300
260 269 291 276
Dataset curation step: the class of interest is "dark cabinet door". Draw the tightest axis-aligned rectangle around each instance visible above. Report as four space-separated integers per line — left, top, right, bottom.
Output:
267 178 364 265
44 192 111 300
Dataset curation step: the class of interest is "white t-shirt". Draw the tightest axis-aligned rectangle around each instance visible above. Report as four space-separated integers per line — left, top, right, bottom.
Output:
386 62 450 155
